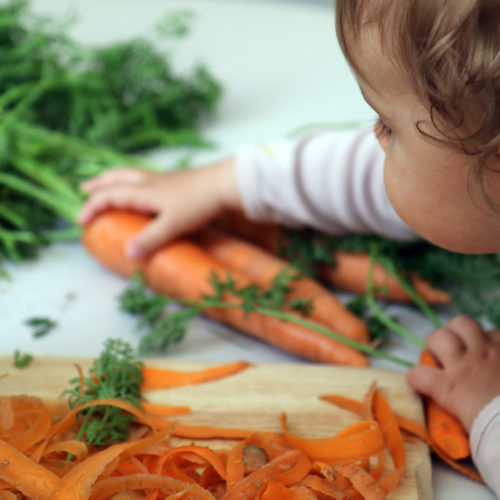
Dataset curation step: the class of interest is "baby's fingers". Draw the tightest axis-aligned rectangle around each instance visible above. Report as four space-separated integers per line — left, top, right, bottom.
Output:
81 167 148 193
406 365 443 400
126 216 175 260
77 185 155 225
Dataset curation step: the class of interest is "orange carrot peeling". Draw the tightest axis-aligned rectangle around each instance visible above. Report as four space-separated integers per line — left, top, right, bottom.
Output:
0 439 60 500
140 361 252 391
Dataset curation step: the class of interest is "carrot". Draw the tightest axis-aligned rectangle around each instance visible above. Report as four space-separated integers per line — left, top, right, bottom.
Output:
0 439 60 500
194 227 370 344
82 210 369 367
215 211 451 304
140 361 252 392
419 350 470 460
319 252 452 304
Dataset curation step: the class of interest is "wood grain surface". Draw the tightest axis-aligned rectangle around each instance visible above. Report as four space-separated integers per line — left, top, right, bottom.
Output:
0 357 433 499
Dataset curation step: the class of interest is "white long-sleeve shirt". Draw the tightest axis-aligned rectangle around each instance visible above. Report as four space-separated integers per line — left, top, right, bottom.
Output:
234 126 500 498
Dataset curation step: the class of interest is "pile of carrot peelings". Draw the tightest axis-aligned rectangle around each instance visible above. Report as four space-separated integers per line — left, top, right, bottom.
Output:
0 365 483 500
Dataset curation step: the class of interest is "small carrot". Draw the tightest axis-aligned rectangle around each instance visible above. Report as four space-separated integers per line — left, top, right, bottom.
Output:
82 210 369 367
140 361 252 392
194 227 370 344
419 350 470 460
319 251 452 304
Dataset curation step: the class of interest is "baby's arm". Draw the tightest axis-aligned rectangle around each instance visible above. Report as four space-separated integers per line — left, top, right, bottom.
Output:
406 316 500 496
80 125 416 258
78 158 242 259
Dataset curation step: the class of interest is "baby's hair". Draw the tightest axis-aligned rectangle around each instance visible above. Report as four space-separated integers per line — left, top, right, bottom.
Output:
336 0 500 207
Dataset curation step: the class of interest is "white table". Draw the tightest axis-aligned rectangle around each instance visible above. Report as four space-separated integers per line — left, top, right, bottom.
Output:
1 1 495 498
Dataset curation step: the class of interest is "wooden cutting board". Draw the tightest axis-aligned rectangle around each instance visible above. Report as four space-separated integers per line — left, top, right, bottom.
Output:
0 357 432 500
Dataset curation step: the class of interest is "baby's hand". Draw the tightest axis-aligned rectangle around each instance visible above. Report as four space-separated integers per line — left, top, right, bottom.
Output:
406 315 500 431
77 158 241 259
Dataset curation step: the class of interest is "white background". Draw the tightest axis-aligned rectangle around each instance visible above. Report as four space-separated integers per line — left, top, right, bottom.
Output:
0 1 495 498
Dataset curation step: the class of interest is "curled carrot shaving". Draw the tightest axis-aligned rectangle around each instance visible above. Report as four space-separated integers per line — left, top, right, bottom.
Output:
0 439 60 500
140 361 252 392
91 473 216 500
280 414 385 463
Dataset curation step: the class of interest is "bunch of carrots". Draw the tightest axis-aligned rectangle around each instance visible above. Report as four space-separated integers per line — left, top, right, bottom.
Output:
0 360 481 499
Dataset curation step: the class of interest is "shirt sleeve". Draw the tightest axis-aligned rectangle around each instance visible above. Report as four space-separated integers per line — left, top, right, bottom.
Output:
234 125 417 241
470 395 500 498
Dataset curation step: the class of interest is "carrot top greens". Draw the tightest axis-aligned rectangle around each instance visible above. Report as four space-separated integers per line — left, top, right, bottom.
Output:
0 0 221 264
63 339 144 447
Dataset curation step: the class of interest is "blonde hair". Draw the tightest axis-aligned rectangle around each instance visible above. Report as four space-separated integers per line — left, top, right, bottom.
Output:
336 0 500 204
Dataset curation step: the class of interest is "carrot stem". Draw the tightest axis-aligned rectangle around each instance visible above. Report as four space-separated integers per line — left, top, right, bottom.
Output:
366 248 425 349
377 254 443 329
178 297 413 367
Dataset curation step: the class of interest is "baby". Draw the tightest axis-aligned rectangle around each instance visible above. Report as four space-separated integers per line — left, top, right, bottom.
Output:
78 0 500 494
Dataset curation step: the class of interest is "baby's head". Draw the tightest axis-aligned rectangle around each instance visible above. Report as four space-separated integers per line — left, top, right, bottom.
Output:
335 0 500 253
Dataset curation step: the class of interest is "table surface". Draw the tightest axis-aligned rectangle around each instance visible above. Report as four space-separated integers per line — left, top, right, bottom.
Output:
1 1 495 499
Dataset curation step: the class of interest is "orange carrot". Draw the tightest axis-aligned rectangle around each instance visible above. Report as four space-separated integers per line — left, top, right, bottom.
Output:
215 211 451 304
194 227 370 344
82 210 369 367
140 361 252 391
419 350 470 460
320 251 451 304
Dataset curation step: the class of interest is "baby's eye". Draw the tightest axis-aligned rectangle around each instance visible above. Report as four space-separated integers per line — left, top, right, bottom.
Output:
374 118 392 141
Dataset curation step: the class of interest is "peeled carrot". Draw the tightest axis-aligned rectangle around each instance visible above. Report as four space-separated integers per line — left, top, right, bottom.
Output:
419 350 470 459
140 361 252 391
82 210 369 366
194 227 370 344
215 211 451 304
